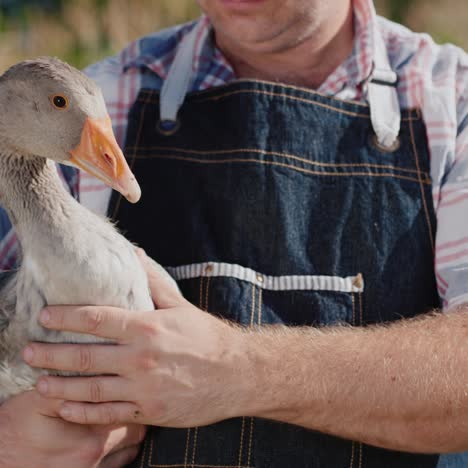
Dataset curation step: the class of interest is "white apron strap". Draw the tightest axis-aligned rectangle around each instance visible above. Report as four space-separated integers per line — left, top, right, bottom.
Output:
159 20 206 125
367 23 401 149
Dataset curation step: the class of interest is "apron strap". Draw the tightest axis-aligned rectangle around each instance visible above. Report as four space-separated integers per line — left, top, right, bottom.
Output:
366 22 401 149
160 18 401 149
159 20 206 127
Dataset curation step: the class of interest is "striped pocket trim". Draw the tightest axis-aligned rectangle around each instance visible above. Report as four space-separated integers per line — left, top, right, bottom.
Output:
166 262 364 293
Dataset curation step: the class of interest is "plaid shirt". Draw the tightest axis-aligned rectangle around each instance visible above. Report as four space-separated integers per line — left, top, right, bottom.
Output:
1 0 467 310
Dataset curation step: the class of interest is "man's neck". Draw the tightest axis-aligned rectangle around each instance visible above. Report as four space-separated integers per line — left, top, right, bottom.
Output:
215 3 354 90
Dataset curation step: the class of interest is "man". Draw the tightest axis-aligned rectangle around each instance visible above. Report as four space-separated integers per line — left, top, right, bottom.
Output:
0 0 467 466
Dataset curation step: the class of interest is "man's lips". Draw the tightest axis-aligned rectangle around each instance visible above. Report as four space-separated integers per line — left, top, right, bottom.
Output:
220 0 265 8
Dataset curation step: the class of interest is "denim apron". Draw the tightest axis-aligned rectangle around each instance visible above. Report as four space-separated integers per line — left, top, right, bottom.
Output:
112 21 445 468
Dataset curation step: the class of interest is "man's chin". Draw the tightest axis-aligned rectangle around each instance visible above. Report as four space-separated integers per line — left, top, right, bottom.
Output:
214 19 306 56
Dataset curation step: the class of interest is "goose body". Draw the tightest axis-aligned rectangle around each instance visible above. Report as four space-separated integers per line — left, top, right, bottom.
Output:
0 58 176 401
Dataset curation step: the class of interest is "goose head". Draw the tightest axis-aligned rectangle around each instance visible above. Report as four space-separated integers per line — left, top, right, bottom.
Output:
0 57 140 203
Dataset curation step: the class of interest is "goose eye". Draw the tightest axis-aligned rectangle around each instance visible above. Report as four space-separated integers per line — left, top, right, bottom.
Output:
50 95 69 110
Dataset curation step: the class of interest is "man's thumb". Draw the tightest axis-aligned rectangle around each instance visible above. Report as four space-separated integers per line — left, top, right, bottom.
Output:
135 248 185 309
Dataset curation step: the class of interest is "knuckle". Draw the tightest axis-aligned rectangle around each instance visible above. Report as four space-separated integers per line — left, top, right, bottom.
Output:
89 380 103 402
102 405 118 425
77 347 93 372
138 317 158 340
136 348 157 371
83 307 106 333
80 404 91 424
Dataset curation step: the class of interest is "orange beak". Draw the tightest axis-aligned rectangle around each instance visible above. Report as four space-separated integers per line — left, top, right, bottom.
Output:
69 116 141 203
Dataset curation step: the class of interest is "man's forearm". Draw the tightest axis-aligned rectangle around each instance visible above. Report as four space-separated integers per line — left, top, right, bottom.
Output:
239 307 468 453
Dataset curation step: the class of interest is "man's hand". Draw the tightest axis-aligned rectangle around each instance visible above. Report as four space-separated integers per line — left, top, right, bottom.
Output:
0 390 146 468
19 252 468 453
23 252 250 427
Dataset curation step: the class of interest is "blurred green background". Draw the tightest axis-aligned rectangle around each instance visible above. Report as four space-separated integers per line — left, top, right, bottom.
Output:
0 0 466 71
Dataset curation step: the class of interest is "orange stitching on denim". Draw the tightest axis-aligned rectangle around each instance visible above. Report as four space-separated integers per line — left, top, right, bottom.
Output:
244 284 257 467
247 417 254 467
204 276 211 312
183 428 191 467
194 89 370 118
250 284 256 326
358 442 363 468
351 293 356 326
258 289 263 326
185 277 206 468
137 80 419 120
349 441 355 468
114 92 151 220
133 154 430 185
193 89 420 121
137 81 368 110
198 78 370 108
237 417 246 467
409 116 435 252
191 428 199 467
186 89 365 117
137 88 420 121
139 430 149 468
148 429 155 466
125 146 423 176
191 274 209 467
199 276 204 309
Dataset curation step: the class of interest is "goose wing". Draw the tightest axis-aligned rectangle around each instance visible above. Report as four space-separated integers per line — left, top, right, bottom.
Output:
0 271 17 343
0 271 38 401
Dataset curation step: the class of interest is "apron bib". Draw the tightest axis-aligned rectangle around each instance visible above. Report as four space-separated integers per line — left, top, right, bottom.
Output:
111 20 441 468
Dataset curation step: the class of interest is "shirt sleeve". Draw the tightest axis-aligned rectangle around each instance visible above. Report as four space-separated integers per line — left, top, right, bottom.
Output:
434 48 468 310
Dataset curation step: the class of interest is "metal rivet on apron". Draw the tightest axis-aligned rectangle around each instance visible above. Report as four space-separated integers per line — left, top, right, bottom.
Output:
205 264 214 274
256 274 264 284
352 273 364 290
423 173 432 184
156 119 181 136
369 133 401 153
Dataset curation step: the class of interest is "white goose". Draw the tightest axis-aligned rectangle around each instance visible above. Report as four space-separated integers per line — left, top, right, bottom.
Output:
0 57 175 401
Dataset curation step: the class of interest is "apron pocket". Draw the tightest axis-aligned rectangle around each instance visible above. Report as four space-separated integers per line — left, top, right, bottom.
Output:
133 262 365 468
167 261 364 327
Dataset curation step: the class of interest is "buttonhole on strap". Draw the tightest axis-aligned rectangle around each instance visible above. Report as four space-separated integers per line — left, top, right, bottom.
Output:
157 119 180 136
369 66 399 87
369 133 401 153
369 76 399 88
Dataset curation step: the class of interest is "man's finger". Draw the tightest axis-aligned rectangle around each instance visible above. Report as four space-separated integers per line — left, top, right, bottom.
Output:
136 248 185 309
59 401 142 425
36 376 129 403
38 305 147 341
23 343 130 374
23 390 65 418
